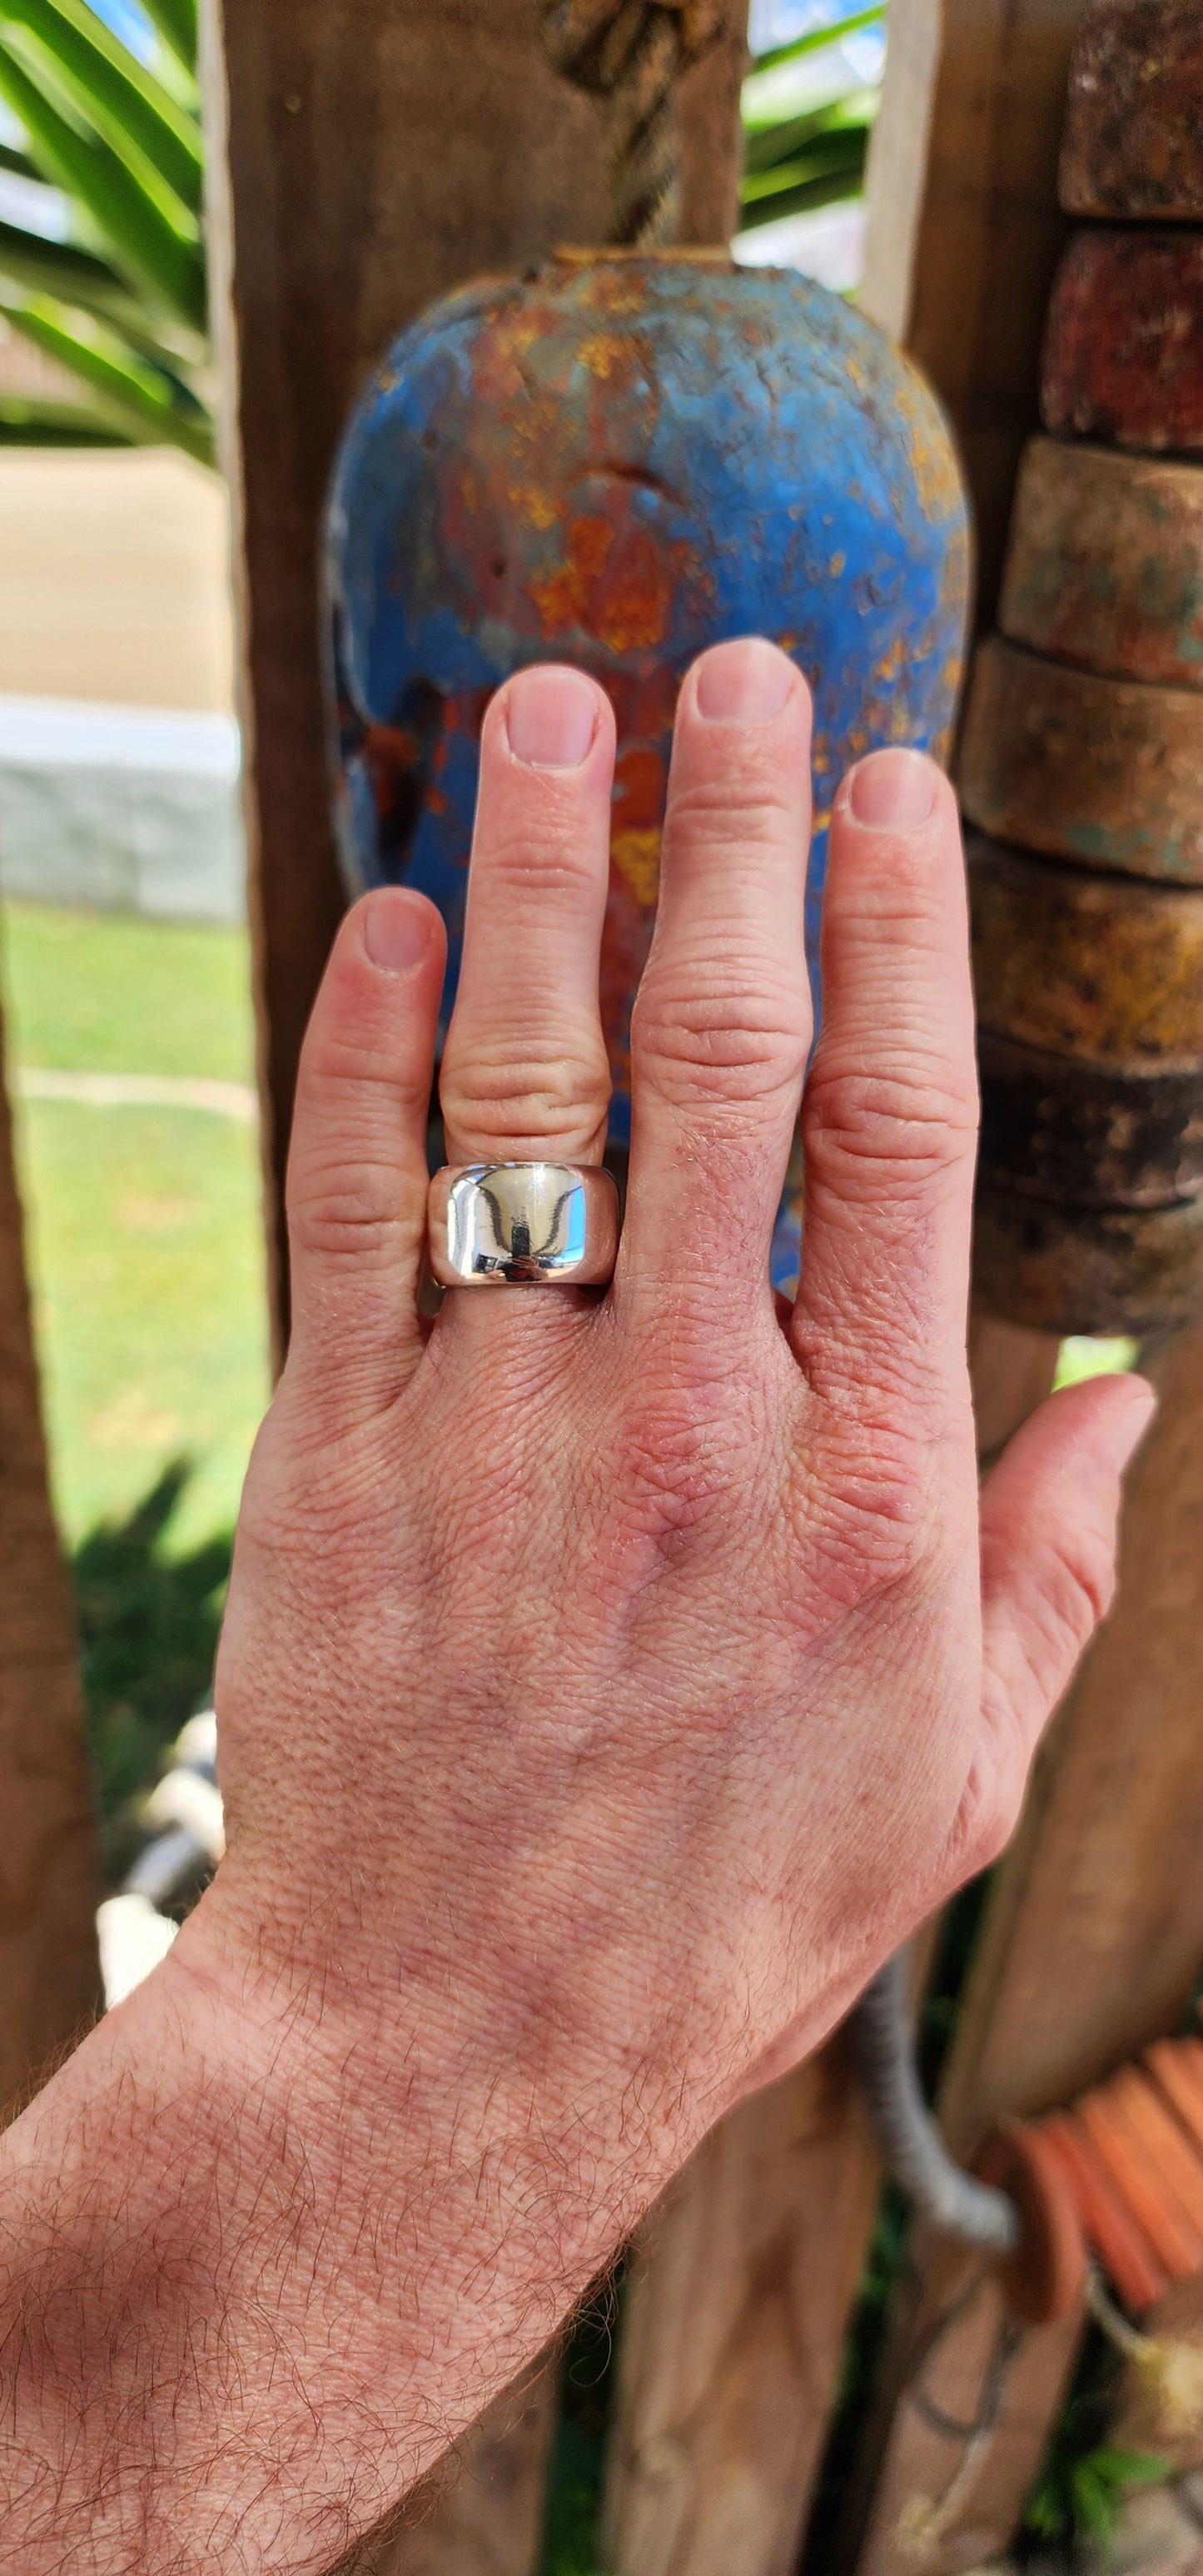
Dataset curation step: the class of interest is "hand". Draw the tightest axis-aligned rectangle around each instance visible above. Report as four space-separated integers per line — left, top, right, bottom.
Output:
1 640 1151 2572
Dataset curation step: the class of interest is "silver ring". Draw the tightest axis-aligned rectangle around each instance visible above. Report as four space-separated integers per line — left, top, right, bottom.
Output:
428 1161 619 1288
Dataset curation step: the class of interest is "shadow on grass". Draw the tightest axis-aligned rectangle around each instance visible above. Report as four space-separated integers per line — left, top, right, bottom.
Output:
71 1460 232 1887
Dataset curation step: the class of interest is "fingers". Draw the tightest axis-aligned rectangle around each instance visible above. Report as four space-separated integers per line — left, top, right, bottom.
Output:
969 1373 1156 1856
439 665 615 1168
285 888 445 1401
791 749 979 1408
622 639 813 1306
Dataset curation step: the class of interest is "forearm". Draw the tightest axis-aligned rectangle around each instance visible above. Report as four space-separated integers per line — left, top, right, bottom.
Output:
0 1925 639 2575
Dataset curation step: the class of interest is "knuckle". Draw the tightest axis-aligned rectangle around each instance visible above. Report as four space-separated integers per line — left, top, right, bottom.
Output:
803 1056 979 1191
440 1037 610 1155
288 1152 415 1266
665 774 798 857
302 1028 430 1120
605 1376 748 1554
475 821 604 909
632 965 808 1108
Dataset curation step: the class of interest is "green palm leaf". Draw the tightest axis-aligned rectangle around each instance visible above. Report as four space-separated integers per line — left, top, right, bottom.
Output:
0 388 131 440
2 0 201 210
0 211 156 337
739 6 885 241
137 0 196 75
0 285 212 459
749 4 884 77
0 32 204 330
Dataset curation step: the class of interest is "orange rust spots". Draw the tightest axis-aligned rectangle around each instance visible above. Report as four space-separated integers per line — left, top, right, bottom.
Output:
527 514 681 654
895 356 966 524
611 828 662 911
593 525 675 654
527 514 615 638
578 332 636 383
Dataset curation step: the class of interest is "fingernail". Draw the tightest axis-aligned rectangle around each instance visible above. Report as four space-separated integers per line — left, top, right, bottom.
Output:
361 889 434 974
1111 1378 1158 1471
848 748 938 830
506 666 598 768
695 637 793 724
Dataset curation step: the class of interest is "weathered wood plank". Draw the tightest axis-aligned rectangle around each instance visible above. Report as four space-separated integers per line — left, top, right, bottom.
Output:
860 0 1088 629
0 1001 100 2117
853 1313 1203 2573
601 2027 883 2576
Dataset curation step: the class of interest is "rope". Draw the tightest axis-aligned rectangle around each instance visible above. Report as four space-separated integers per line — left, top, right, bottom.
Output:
539 0 724 246
853 1947 1022 2256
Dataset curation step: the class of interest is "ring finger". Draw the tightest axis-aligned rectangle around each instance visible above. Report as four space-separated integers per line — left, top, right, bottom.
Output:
439 664 615 1177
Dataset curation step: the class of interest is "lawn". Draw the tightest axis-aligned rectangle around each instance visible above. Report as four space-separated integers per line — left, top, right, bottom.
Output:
1 900 270 1554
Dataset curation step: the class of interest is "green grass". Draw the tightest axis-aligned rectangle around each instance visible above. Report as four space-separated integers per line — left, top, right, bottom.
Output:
2 898 255 1082
1 900 269 1553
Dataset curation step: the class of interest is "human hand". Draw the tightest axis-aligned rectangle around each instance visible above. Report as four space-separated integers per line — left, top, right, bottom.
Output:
2 639 1151 2571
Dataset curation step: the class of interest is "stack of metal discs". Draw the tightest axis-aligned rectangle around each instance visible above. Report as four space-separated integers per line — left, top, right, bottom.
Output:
962 0 1203 1335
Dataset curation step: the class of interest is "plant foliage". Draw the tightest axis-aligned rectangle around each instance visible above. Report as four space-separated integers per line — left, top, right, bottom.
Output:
1022 2327 1168 2555
0 0 211 455
72 1460 231 1884
738 3 885 237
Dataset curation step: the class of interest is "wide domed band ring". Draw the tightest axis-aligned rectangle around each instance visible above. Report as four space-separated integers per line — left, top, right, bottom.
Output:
428 1161 621 1288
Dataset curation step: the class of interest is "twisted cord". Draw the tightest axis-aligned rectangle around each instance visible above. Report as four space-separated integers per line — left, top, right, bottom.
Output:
539 0 724 246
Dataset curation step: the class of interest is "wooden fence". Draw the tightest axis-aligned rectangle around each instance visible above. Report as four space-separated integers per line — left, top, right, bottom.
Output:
1 2 1201 2571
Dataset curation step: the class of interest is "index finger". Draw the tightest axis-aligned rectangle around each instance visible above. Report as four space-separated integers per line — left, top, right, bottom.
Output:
790 748 979 1409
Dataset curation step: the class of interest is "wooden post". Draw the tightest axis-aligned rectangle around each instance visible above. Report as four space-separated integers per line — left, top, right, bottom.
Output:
599 1327 1059 2576
850 1315 1203 2574
861 0 1090 629
0 1005 101 2117
602 2029 882 2576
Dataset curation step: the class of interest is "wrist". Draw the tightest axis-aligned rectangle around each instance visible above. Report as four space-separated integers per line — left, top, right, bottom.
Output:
2 1915 624 2573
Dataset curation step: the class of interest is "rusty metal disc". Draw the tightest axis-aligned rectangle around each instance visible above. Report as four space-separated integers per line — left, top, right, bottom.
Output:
1076 2089 1203 2280
978 1032 1203 1208
1041 2113 1171 2316
959 638 1203 883
1000 438 1203 691
972 1182 1203 1336
1059 0 1203 220
973 2118 1088 2325
1042 230 1203 456
1098 2065 1203 2240
969 835 1203 1065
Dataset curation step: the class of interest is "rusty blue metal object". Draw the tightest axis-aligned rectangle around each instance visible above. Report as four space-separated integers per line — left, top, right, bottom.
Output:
326 251 969 1284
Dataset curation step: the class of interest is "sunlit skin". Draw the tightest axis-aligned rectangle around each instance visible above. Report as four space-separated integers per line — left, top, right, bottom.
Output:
0 641 1151 2573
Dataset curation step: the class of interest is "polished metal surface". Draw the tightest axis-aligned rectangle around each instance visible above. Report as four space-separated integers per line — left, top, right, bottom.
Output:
428 1161 620 1287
